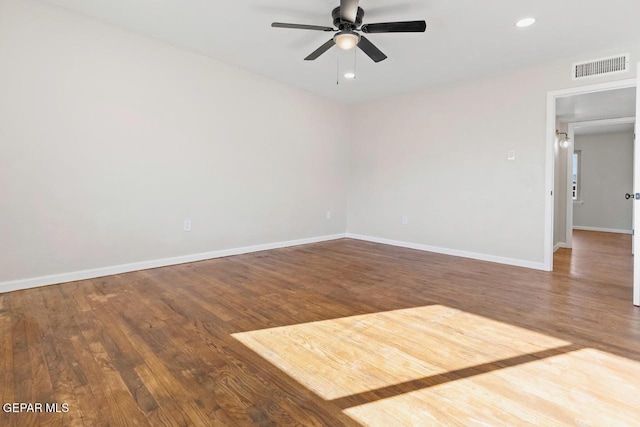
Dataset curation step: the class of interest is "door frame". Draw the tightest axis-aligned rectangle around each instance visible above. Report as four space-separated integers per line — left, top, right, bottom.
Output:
565 117 637 248
545 78 637 271
634 65 640 306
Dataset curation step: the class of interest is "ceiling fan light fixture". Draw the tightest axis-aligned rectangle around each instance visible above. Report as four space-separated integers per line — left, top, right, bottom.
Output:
334 32 360 50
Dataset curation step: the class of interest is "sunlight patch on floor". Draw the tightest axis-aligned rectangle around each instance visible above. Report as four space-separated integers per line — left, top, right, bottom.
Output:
344 348 640 426
232 305 570 400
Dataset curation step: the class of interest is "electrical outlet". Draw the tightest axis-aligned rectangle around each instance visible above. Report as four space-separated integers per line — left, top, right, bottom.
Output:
183 219 192 232
326 211 332 220
508 150 516 160
402 215 408 225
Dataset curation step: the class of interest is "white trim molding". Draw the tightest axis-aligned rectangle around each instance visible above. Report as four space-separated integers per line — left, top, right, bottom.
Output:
0 234 347 294
346 234 546 271
573 226 632 234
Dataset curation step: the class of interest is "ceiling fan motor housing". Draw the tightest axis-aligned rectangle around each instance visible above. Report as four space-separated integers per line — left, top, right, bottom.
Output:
332 7 364 30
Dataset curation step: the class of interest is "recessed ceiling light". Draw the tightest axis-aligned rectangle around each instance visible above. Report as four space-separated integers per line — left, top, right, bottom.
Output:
344 72 356 79
516 17 536 28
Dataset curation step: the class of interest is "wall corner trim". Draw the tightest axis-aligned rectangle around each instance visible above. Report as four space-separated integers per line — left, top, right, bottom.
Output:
554 242 567 252
345 233 547 271
0 233 347 294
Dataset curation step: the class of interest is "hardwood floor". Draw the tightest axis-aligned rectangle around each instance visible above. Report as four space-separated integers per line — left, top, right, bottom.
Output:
1 230 639 426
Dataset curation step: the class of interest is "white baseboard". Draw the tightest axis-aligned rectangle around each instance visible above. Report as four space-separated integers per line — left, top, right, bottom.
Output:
554 242 567 252
0 233 347 294
573 226 632 235
345 233 547 271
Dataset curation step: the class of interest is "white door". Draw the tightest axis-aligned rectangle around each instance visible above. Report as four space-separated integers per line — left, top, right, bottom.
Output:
634 67 640 306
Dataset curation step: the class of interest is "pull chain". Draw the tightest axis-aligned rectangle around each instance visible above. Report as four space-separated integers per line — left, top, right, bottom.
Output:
336 50 340 85
353 46 357 79
337 48 358 84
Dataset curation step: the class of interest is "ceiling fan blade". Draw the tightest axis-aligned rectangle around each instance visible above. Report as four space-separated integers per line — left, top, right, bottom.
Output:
304 39 336 61
357 36 387 63
361 20 426 33
340 0 360 23
272 22 335 31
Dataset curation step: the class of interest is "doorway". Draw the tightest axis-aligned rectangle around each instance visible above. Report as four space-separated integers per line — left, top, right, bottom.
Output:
545 78 637 304
563 117 636 249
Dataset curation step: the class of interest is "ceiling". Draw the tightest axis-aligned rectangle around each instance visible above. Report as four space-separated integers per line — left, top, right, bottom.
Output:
556 87 636 123
574 122 634 136
39 0 640 104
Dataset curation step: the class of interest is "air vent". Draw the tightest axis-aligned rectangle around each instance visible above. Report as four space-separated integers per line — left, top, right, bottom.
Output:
572 54 629 80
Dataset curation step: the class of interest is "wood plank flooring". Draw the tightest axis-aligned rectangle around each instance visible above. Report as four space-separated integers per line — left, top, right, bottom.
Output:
1 230 639 426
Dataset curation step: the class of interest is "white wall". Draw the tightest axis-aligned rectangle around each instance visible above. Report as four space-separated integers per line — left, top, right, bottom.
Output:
573 130 634 232
0 0 349 285
348 47 640 266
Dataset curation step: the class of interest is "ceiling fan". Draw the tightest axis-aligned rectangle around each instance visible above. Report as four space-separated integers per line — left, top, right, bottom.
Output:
271 0 426 63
